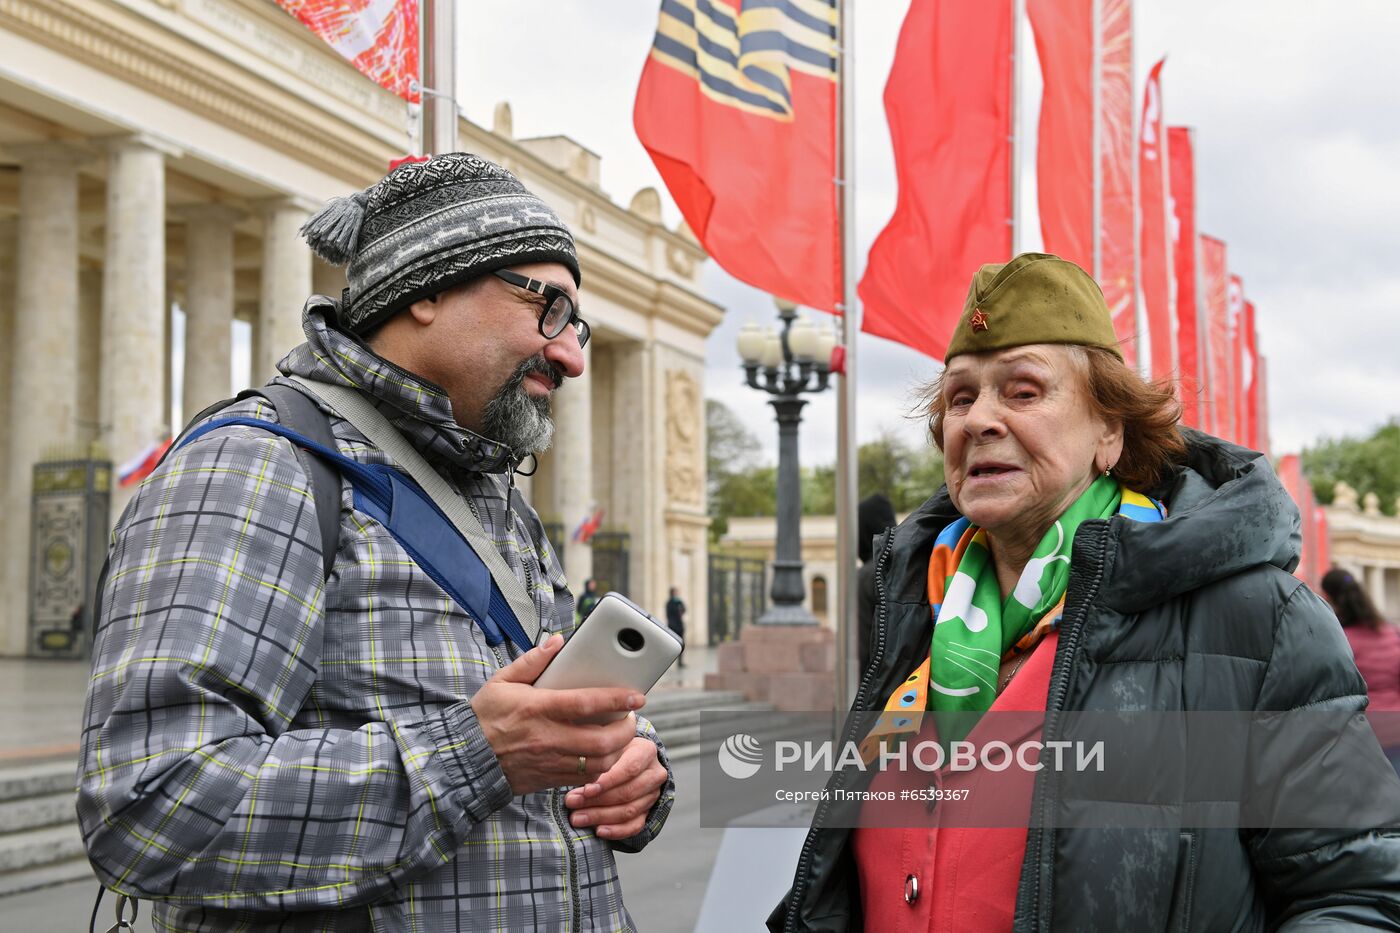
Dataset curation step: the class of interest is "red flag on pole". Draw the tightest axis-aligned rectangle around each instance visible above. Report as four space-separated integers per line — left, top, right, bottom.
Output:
275 1 420 101
1027 0 1136 365
1027 0 1092 272
858 0 1014 359
1167 127 1203 427
1241 300 1259 450
1227 274 1246 445
1138 59 1174 381
1199 235 1230 438
1097 0 1136 364
1314 505 1331 577
1256 355 1271 456
634 0 840 311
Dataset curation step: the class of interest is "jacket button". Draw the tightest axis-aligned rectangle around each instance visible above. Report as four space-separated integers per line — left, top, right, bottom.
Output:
904 873 919 905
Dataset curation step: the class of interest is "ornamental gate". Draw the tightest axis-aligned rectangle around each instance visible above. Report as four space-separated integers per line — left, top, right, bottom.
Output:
706 554 766 646
29 456 111 658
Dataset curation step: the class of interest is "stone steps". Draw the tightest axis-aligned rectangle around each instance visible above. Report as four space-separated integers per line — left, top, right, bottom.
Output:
0 758 93 896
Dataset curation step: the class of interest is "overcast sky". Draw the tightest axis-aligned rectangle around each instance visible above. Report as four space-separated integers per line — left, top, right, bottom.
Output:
458 1 1400 467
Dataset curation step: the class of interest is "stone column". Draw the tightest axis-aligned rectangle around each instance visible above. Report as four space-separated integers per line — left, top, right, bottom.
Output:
76 264 103 446
549 343 593 588
178 204 241 414
100 136 170 517
257 200 312 382
4 144 85 655
0 217 16 545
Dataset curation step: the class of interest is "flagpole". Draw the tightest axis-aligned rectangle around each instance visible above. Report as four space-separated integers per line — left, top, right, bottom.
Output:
1010 0 1025 254
1130 0 1146 377
833 0 860 723
1091 0 1102 280
420 0 458 156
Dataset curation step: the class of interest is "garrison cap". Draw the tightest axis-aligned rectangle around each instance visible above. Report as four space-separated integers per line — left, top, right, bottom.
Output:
946 253 1123 361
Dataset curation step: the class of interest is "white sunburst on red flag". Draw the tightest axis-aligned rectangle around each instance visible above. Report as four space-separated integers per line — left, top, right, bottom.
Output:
274 0 421 102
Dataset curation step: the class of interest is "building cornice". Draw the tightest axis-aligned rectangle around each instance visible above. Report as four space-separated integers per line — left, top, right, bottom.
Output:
0 0 398 184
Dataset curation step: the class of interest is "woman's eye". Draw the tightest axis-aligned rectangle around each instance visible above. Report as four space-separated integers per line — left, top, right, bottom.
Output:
949 393 973 407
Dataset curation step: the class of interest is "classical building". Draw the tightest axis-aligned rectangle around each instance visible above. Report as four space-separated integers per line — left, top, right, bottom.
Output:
1325 483 1400 615
0 0 721 657
721 514 848 628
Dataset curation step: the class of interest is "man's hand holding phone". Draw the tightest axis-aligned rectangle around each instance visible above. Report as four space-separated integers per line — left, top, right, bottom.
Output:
471 634 643 796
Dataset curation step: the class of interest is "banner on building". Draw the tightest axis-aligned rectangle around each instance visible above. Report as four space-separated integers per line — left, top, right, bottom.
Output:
1138 59 1174 382
274 0 420 101
858 0 1014 359
634 0 840 311
1167 127 1202 427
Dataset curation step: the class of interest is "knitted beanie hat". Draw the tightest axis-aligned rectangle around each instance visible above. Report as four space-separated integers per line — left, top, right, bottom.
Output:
301 152 581 334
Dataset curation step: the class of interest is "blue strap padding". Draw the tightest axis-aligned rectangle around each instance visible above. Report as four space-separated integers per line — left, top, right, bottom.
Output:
178 417 533 653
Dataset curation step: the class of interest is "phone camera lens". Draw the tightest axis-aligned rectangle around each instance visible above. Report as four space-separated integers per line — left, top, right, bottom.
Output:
616 628 644 653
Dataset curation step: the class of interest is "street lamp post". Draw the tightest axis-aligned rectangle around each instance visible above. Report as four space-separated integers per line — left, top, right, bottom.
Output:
736 300 839 625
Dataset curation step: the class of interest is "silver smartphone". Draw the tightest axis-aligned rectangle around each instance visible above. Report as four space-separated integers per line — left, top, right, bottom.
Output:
533 592 683 722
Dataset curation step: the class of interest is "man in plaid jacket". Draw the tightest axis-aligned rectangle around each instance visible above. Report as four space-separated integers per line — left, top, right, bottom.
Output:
78 153 674 931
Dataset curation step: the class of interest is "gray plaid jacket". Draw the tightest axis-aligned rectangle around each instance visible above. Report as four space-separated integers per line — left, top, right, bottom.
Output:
77 300 674 931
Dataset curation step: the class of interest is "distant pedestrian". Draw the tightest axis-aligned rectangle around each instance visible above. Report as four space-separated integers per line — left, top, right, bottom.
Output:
577 578 601 621
665 587 686 668
1322 567 1400 774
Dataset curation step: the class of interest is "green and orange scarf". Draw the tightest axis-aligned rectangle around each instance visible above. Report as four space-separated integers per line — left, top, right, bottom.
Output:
860 476 1165 759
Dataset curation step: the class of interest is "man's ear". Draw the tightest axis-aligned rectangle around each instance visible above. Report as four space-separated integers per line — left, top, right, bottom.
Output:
407 294 439 326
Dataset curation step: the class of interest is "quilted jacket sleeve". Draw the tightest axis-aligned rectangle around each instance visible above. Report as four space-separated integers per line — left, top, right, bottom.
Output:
77 426 514 912
1246 579 1400 929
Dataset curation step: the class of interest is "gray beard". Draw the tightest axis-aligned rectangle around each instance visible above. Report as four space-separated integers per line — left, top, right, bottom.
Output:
480 356 561 455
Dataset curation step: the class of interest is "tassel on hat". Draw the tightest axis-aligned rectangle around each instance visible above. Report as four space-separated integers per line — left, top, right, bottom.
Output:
300 189 370 266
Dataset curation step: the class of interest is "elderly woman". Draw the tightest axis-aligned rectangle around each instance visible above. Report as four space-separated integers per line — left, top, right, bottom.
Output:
770 254 1400 932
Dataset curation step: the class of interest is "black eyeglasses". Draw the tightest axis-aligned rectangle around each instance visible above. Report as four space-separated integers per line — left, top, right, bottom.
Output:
493 270 590 349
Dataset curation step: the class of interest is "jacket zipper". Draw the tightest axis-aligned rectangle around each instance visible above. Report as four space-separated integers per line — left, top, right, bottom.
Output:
470 474 575 927
1016 522 1110 932
551 787 582 933
785 531 897 933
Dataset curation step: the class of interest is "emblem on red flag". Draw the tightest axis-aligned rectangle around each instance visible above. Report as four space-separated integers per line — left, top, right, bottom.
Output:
635 0 840 310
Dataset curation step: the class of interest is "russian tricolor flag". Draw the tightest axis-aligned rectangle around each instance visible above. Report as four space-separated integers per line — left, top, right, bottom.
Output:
117 437 172 487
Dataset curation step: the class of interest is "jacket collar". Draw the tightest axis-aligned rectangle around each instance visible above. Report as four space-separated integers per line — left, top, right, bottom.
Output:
882 430 1299 615
277 296 518 474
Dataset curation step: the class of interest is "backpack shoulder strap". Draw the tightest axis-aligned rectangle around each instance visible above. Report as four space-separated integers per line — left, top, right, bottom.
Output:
155 384 341 580
255 384 342 581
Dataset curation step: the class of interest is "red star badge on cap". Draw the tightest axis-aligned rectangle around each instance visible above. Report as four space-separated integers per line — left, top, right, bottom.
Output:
970 308 989 332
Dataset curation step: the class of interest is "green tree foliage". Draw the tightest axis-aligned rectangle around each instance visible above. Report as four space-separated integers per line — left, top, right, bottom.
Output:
705 400 945 537
706 400 771 538
1302 419 1400 516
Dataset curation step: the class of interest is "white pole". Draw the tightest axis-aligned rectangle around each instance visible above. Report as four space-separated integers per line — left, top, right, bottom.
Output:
1091 0 1102 280
421 0 458 156
1010 0 1025 254
1192 133 1208 430
1130 0 1146 376
833 0 860 720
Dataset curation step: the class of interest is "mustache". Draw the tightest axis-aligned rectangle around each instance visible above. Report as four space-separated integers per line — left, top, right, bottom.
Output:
511 354 565 392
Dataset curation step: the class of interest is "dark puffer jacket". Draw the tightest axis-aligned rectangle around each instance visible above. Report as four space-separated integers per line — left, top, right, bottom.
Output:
771 433 1400 931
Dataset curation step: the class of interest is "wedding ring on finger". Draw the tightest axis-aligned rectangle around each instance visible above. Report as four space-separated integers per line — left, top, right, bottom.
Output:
576 755 587 775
